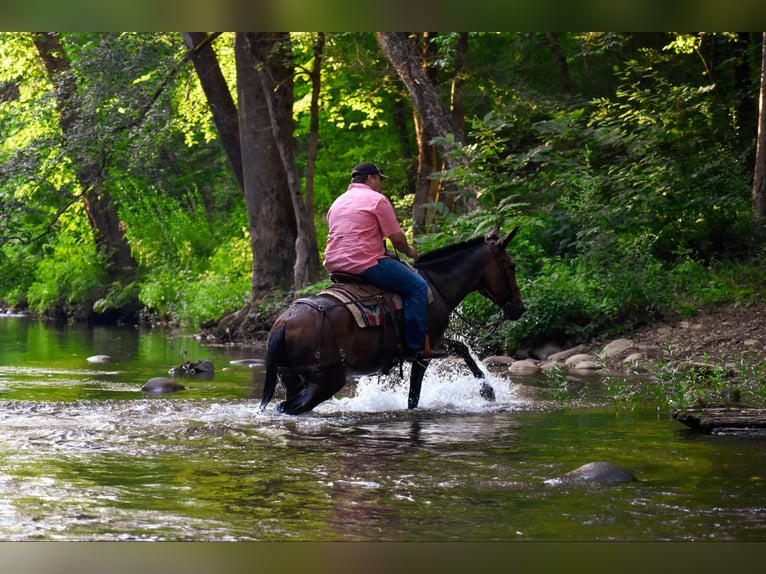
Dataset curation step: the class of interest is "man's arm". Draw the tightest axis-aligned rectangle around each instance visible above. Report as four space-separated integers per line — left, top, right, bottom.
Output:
388 231 419 261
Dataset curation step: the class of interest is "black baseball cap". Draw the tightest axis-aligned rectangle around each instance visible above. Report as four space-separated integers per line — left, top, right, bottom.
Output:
351 162 388 179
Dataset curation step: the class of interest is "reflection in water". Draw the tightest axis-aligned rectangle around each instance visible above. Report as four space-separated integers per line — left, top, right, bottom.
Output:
1 316 766 541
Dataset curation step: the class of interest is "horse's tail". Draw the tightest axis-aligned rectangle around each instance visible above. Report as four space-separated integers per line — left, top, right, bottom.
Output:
260 323 287 410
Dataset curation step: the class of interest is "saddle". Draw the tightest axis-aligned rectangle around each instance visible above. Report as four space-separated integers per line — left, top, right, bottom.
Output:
320 272 434 329
321 274 403 328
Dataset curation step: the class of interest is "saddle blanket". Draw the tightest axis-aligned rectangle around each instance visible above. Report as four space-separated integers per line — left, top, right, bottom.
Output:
319 283 403 328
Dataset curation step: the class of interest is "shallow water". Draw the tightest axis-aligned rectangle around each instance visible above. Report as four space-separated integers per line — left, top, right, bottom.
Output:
1 316 765 541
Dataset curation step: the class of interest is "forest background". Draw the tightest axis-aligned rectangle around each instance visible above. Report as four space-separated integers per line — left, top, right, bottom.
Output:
2 32 766 357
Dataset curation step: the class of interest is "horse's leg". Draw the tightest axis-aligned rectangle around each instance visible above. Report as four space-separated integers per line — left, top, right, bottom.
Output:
443 338 495 402
278 365 347 415
442 338 484 377
274 373 301 413
408 359 429 409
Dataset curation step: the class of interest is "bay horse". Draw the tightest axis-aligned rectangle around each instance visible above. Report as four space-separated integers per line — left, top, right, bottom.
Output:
260 226 525 415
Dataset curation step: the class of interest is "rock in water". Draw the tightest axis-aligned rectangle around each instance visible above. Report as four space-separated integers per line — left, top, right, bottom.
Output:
168 359 215 378
141 377 186 394
563 461 637 483
229 359 265 367
544 461 638 486
86 355 112 364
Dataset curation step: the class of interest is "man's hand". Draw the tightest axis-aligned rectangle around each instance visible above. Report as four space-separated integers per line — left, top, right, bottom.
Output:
389 231 419 261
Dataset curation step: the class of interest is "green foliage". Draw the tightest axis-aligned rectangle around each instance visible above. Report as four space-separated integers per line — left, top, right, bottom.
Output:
2 31 765 346
119 178 249 326
138 234 251 327
25 212 107 320
605 352 766 411
422 40 761 355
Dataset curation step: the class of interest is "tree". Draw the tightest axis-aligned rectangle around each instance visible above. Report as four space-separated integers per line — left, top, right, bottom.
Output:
251 32 321 289
234 32 297 294
754 32 766 223
181 32 244 191
31 32 138 312
301 32 324 271
377 32 474 232
182 32 321 297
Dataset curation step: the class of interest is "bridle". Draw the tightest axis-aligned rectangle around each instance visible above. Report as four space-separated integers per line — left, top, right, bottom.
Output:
477 239 519 319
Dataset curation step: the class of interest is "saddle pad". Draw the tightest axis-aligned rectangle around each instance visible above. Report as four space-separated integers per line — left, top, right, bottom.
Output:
319 283 403 328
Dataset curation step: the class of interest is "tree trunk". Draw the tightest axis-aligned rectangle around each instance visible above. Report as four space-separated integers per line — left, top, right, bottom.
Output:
674 407 766 434
545 32 572 93
251 32 321 291
754 33 766 222
303 32 324 261
450 32 469 136
235 33 296 294
32 32 137 287
181 33 244 192
733 33 757 161
377 32 476 229
412 112 440 233
440 32 470 216
392 96 417 196
377 33 464 158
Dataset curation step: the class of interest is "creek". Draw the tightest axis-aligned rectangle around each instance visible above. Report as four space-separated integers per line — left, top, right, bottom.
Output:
1 314 765 541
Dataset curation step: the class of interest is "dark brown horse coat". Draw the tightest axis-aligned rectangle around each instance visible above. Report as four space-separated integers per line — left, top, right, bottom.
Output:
260 227 525 414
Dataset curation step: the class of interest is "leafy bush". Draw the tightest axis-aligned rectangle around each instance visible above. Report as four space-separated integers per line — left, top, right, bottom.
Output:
26 231 107 320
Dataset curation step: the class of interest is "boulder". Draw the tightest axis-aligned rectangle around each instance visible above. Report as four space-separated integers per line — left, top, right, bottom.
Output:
530 342 562 360
508 359 540 375
602 338 635 359
564 353 594 367
547 345 589 363
482 355 515 366
168 359 215 379
545 461 638 486
141 377 186 394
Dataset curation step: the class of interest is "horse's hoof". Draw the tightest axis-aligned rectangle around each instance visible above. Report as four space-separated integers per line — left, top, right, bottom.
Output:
479 382 495 401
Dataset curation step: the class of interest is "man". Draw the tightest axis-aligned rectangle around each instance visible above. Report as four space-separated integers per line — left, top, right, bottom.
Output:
324 162 431 359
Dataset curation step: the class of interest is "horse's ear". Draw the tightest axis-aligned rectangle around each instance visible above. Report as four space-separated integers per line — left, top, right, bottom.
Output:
485 226 500 242
499 226 520 250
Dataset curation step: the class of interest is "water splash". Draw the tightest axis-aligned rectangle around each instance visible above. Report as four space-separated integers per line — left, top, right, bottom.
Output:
316 361 532 415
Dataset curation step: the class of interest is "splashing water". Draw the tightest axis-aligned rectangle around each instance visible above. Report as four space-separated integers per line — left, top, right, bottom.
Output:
316 360 533 415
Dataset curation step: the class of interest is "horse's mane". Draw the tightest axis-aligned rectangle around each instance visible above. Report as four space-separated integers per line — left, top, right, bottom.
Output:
415 235 486 267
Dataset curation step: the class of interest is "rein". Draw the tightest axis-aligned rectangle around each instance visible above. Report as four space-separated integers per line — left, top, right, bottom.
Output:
478 240 517 318
418 238 516 336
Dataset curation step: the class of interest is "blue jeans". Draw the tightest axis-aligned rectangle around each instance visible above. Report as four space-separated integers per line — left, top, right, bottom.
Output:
361 257 428 351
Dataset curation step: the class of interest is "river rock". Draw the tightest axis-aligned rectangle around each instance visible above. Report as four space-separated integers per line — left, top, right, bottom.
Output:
547 344 589 363
568 360 600 372
545 461 638 486
482 355 515 366
141 377 186 394
229 359 265 367
602 338 636 359
530 342 562 360
564 353 594 367
508 359 540 375
168 359 215 379
86 355 112 364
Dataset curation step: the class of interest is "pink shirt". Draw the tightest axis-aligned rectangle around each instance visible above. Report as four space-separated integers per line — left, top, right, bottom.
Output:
323 182 403 274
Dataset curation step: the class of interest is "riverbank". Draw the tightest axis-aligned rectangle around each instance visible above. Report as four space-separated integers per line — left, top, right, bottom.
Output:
491 301 766 377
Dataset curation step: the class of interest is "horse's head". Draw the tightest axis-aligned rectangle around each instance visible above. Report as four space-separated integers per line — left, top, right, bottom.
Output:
479 226 525 320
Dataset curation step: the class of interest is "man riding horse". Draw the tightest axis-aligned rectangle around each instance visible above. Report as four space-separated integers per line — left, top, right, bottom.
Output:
324 162 432 361
259 162 525 415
